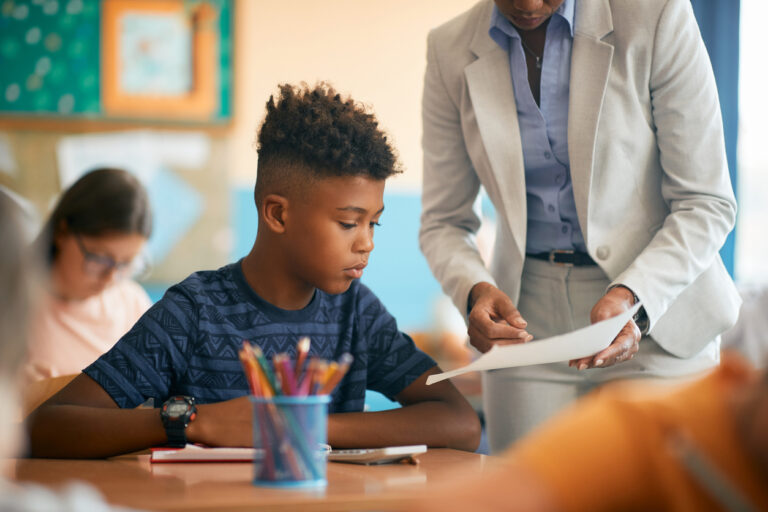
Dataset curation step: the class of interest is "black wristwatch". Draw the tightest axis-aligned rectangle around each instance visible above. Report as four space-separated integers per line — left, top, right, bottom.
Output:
609 285 649 336
624 287 649 336
160 396 197 447
633 305 650 336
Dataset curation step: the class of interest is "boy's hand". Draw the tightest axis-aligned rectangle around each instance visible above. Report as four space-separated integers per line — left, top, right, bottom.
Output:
569 286 641 370
186 396 253 447
467 282 533 353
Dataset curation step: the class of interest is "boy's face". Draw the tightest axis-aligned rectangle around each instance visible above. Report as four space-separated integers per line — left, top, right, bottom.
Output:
285 175 385 295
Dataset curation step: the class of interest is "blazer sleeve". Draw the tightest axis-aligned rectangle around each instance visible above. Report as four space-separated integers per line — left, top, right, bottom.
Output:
419 29 497 318
610 0 737 332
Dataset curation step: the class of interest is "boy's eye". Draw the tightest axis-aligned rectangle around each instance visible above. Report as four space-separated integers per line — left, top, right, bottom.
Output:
369 221 381 228
339 222 356 229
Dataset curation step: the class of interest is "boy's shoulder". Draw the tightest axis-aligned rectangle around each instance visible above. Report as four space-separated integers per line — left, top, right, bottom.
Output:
162 261 241 303
176 261 238 289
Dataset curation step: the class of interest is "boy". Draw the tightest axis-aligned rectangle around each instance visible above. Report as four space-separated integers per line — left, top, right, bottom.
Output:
27 83 481 458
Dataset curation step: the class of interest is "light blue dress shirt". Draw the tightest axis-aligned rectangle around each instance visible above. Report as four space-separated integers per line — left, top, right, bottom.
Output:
489 0 586 254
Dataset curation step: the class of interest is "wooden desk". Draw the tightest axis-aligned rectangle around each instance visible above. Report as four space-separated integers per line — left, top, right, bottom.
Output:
12 449 491 511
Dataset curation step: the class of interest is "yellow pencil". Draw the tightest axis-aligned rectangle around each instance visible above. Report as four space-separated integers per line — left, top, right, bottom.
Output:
319 353 353 395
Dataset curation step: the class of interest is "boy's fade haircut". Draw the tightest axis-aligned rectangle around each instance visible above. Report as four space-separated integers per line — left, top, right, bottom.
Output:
254 82 400 207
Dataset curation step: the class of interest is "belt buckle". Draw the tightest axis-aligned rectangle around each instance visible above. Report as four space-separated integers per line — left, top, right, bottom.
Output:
549 249 574 267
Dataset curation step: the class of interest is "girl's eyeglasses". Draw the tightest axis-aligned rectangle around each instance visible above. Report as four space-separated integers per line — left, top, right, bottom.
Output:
74 234 151 280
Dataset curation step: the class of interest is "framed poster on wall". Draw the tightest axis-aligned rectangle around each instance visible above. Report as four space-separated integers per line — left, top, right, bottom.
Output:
0 0 232 127
101 0 218 121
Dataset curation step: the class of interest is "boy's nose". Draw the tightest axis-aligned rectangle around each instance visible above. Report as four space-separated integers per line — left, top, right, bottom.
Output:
355 230 374 253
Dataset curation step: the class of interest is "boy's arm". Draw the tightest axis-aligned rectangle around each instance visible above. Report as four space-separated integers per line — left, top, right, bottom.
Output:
28 367 478 457
327 366 481 452
26 373 166 458
27 374 253 458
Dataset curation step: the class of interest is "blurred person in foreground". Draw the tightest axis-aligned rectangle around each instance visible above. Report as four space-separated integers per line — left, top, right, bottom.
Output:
0 193 142 511
411 353 768 512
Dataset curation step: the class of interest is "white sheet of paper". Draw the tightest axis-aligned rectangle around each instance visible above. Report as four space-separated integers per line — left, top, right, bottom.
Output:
426 303 642 385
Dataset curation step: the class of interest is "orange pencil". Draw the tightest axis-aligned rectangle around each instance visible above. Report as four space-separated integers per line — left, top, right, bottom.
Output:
242 342 276 398
239 343 263 396
250 344 280 396
319 353 353 395
310 360 328 395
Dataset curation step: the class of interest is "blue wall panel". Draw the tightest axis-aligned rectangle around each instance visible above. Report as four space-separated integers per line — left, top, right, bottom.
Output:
691 0 740 276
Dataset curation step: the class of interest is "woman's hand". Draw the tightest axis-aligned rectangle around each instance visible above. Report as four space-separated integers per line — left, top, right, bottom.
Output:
467 282 533 353
570 286 641 370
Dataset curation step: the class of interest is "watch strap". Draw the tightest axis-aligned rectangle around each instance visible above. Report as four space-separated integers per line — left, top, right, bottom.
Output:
165 422 188 448
608 284 650 336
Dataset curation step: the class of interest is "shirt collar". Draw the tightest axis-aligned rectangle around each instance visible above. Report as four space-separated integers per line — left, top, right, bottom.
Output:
489 0 575 47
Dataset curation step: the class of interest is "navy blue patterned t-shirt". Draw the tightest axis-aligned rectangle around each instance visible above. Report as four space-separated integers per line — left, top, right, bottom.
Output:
84 261 435 413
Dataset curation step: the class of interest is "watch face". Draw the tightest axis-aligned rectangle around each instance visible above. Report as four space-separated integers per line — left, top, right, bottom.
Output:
167 403 189 417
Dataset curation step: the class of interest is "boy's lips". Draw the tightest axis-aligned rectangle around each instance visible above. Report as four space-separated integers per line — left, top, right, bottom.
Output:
344 263 366 279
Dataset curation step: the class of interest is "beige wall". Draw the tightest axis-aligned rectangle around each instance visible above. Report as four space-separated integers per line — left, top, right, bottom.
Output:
230 0 479 192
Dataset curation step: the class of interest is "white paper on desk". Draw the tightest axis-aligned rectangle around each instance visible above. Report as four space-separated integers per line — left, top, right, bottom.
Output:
426 303 642 385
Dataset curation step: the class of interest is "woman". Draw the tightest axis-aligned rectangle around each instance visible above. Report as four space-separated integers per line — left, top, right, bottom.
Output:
24 168 153 382
419 0 739 452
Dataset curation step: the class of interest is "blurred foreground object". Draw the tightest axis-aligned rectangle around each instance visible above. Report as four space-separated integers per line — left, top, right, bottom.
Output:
722 284 768 368
410 353 768 512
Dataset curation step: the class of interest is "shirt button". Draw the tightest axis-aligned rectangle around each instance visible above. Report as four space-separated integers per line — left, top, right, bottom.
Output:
555 175 563 184
544 151 552 159
596 246 610 260
548 204 555 213
561 226 568 234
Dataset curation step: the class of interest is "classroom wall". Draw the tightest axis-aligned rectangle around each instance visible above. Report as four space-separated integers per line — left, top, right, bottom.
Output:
230 0 479 192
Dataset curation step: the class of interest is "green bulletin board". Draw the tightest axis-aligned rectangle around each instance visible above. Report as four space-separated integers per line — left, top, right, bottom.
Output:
0 0 232 123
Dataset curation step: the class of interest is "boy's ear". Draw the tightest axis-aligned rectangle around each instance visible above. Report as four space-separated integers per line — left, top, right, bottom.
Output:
261 193 289 234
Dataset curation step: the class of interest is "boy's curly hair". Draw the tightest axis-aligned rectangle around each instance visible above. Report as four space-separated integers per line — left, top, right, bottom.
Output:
255 83 400 205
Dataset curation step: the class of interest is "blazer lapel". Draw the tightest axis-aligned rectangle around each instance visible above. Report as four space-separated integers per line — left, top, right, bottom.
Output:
465 4 527 260
568 0 614 244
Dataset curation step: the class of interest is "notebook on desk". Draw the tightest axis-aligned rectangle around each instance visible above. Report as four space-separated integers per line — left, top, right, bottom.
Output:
150 444 263 463
150 443 333 463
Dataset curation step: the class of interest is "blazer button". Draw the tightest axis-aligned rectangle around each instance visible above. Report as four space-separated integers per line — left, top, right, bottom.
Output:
596 246 610 260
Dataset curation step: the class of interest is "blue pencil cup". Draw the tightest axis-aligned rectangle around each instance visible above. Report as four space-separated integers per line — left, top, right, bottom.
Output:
250 395 331 488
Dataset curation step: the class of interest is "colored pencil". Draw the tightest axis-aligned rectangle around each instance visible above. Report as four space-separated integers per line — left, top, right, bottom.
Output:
237 341 355 482
319 353 353 395
295 336 311 376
